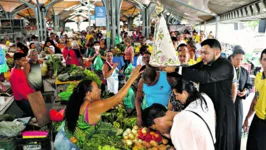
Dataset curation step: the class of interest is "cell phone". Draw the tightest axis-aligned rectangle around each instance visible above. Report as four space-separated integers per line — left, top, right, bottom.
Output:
140 66 146 72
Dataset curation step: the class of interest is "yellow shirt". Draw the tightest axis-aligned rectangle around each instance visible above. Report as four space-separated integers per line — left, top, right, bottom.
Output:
135 44 153 53
254 72 266 120
5 41 10 46
193 35 201 43
86 34 93 40
196 56 202 63
176 52 200 65
188 59 196 65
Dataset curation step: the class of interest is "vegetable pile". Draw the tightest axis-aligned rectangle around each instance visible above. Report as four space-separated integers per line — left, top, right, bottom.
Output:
102 105 137 130
122 127 174 150
82 122 130 150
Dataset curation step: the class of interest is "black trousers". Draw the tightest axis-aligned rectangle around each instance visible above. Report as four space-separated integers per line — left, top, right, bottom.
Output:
247 114 266 150
234 98 243 150
15 99 34 117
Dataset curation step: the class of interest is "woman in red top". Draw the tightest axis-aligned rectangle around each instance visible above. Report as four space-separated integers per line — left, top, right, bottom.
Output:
124 38 134 70
70 41 83 66
62 42 72 66
62 41 82 66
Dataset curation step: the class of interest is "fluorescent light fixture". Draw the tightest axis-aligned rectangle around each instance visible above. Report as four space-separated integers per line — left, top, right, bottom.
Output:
184 13 190 16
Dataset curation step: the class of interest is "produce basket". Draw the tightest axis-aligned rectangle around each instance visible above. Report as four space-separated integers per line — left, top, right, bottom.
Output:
58 92 72 101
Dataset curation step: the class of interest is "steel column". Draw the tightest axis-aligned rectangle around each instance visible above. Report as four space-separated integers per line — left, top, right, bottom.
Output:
116 0 122 40
102 0 111 49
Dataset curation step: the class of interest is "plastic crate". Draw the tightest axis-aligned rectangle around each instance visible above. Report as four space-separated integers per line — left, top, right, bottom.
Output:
15 124 52 150
0 137 16 150
15 132 51 150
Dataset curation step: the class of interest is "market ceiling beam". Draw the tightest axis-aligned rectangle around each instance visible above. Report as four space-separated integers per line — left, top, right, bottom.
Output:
11 3 28 18
0 4 7 18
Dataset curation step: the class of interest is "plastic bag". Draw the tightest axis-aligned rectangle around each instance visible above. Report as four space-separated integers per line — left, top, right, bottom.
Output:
0 121 26 137
124 64 133 75
0 46 5 65
0 62 8 74
93 55 103 71
123 87 135 109
115 35 121 45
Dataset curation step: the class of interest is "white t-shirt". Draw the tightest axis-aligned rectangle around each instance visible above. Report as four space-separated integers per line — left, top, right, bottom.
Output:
146 40 154 46
136 55 145 66
170 93 216 150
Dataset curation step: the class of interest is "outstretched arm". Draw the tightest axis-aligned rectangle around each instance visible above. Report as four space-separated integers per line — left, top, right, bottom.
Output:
89 65 142 115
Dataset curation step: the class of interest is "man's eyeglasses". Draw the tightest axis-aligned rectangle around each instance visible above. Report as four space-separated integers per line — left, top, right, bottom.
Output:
143 56 150 59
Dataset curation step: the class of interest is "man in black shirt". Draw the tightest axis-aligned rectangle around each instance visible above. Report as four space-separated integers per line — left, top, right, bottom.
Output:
164 39 235 150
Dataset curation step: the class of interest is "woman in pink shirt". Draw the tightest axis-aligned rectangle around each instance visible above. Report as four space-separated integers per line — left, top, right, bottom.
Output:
9 53 35 116
123 38 134 70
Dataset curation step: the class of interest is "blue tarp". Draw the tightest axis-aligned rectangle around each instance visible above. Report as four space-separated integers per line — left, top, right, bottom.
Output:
113 56 125 70
112 56 138 70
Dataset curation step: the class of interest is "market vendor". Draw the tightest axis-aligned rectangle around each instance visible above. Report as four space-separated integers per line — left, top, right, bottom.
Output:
142 78 216 150
102 51 120 95
24 49 43 91
54 65 142 150
9 53 35 117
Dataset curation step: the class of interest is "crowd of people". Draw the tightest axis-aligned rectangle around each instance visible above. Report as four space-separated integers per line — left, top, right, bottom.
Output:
0 27 265 150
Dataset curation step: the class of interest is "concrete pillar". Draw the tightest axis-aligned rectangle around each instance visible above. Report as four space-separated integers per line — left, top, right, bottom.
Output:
102 0 111 49
54 15 60 32
127 17 134 31
111 0 116 47
215 16 220 39
116 0 122 39
59 20 65 30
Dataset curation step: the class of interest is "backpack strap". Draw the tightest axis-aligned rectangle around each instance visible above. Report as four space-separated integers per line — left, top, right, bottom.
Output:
187 110 215 145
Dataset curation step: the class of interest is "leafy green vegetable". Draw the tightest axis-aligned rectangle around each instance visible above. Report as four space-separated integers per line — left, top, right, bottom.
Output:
70 70 84 77
98 145 118 150
58 73 70 82
102 106 137 130
66 83 77 92
82 122 129 150
6 58 14 69
83 69 102 87
47 55 62 78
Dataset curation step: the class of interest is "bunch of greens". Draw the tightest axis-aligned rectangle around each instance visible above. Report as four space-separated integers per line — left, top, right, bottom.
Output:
58 73 70 82
83 69 101 87
70 70 84 78
6 58 14 69
102 105 137 130
98 145 119 150
47 55 62 78
66 83 77 92
82 122 129 150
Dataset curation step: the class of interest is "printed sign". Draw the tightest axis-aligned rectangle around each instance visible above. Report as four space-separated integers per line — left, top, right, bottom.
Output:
95 7 106 26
